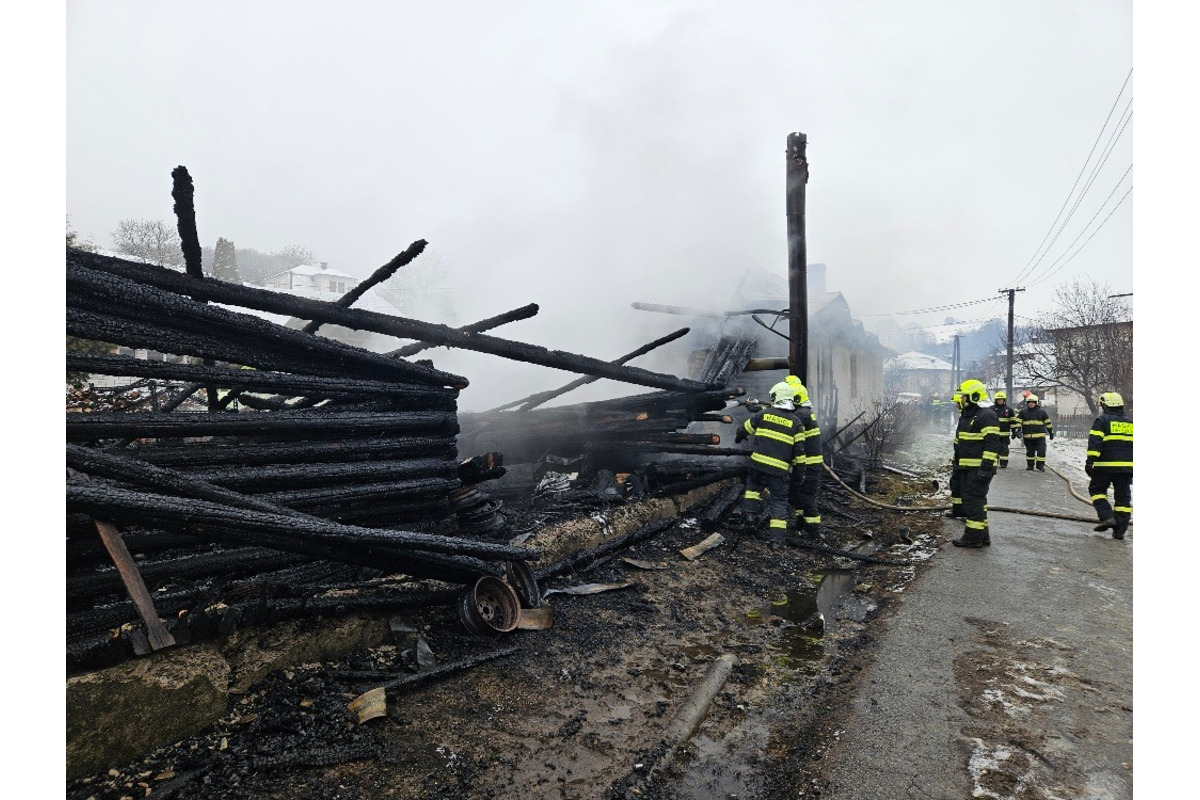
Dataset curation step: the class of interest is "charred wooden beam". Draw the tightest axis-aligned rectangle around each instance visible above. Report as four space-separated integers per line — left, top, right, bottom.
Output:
171 166 203 278
488 327 692 413
66 410 458 442
127 436 457 469
70 250 715 393
254 476 458 509
388 303 540 358
586 442 747 458
66 481 536 561
189 457 458 492
68 262 467 387
68 546 310 605
534 517 677 580
300 240 427 334
65 353 458 407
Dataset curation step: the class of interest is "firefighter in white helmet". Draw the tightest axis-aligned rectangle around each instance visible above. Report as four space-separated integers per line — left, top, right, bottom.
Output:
1016 393 1054 471
733 381 803 547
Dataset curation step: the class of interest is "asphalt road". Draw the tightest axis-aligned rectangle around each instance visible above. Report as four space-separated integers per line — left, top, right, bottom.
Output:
817 437 1133 799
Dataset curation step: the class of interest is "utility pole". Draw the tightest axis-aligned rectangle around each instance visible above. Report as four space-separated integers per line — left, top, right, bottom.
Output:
951 334 961 395
999 288 1025 397
786 133 809 382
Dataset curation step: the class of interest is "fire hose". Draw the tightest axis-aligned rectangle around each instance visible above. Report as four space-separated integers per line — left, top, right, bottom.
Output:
822 462 1106 525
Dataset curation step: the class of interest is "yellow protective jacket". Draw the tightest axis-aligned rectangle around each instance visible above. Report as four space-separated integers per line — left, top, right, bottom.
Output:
740 407 803 476
1015 406 1053 439
1087 411 1133 472
790 407 823 473
954 404 1001 470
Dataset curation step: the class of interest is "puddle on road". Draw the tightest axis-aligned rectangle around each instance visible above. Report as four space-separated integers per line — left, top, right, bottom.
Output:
744 564 866 671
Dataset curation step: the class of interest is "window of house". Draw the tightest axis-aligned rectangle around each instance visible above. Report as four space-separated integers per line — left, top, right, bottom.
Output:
331 280 346 293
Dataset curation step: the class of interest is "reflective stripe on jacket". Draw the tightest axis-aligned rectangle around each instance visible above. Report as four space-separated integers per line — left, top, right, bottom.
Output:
954 404 1001 468
790 408 823 471
1016 407 1053 439
1087 412 1133 471
993 403 1016 434
742 408 802 475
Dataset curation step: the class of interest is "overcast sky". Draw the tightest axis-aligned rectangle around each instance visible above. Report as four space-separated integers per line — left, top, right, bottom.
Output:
65 1 1137 368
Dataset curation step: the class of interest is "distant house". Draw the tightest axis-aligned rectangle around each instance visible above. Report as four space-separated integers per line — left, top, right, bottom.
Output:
883 351 954 400
257 263 402 351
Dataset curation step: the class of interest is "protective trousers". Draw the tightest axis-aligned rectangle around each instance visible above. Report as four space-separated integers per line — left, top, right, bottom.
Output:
997 437 1011 468
789 466 822 532
961 470 993 543
1089 471 1132 535
948 468 965 517
1024 438 1047 469
742 470 790 542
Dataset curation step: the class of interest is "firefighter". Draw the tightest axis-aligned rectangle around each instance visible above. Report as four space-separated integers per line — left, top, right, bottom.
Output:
950 379 1001 549
785 376 823 537
734 381 802 547
1016 393 1054 471
945 391 965 519
992 391 1016 468
1085 392 1133 540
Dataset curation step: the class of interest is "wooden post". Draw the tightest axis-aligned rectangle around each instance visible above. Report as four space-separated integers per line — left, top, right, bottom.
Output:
93 520 176 652
786 133 809 381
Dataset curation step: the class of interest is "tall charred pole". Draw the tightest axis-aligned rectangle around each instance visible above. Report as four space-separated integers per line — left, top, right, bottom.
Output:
786 133 809 381
999 288 1024 397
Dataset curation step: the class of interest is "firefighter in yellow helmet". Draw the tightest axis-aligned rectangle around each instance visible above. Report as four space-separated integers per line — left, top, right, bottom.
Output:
785 375 823 537
733 381 803 547
991 391 1016 468
1086 392 1133 540
951 379 1001 548
1016 393 1054 471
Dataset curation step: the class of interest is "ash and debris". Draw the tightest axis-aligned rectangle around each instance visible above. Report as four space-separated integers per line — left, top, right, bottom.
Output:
67 445 952 800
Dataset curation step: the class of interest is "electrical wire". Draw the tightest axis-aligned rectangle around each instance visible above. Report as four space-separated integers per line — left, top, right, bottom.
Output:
1010 68 1133 288
861 296 996 317
1026 187 1132 288
1024 165 1132 287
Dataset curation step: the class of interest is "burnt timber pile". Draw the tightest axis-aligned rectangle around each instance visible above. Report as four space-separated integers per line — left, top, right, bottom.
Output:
66 243 751 687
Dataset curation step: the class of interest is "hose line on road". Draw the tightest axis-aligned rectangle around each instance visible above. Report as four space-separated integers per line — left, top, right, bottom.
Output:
824 462 1110 526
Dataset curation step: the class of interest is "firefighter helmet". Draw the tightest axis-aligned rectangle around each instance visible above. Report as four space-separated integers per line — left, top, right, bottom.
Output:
958 379 988 405
952 391 963 410
1026 394 1040 405
994 391 1007 401
785 375 810 406
769 381 797 406
1099 391 1124 409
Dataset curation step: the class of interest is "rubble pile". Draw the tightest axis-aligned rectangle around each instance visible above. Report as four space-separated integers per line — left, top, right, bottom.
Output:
66 245 749 677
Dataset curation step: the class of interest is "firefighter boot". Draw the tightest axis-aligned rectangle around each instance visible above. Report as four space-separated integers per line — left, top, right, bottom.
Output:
1026 463 1035 471
1113 514 1129 540
952 522 988 549
1094 517 1117 532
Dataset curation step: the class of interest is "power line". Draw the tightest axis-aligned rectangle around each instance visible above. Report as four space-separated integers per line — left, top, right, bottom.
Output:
1027 186 1132 288
1011 68 1133 288
861 296 996 317
1024 165 1132 287
1023 106 1132 285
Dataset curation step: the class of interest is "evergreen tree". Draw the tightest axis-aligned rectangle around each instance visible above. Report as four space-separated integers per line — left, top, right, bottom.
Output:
211 237 242 283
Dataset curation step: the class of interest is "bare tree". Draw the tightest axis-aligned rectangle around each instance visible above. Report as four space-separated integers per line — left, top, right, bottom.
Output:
111 219 184 268
851 398 922 469
1013 278 1132 416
